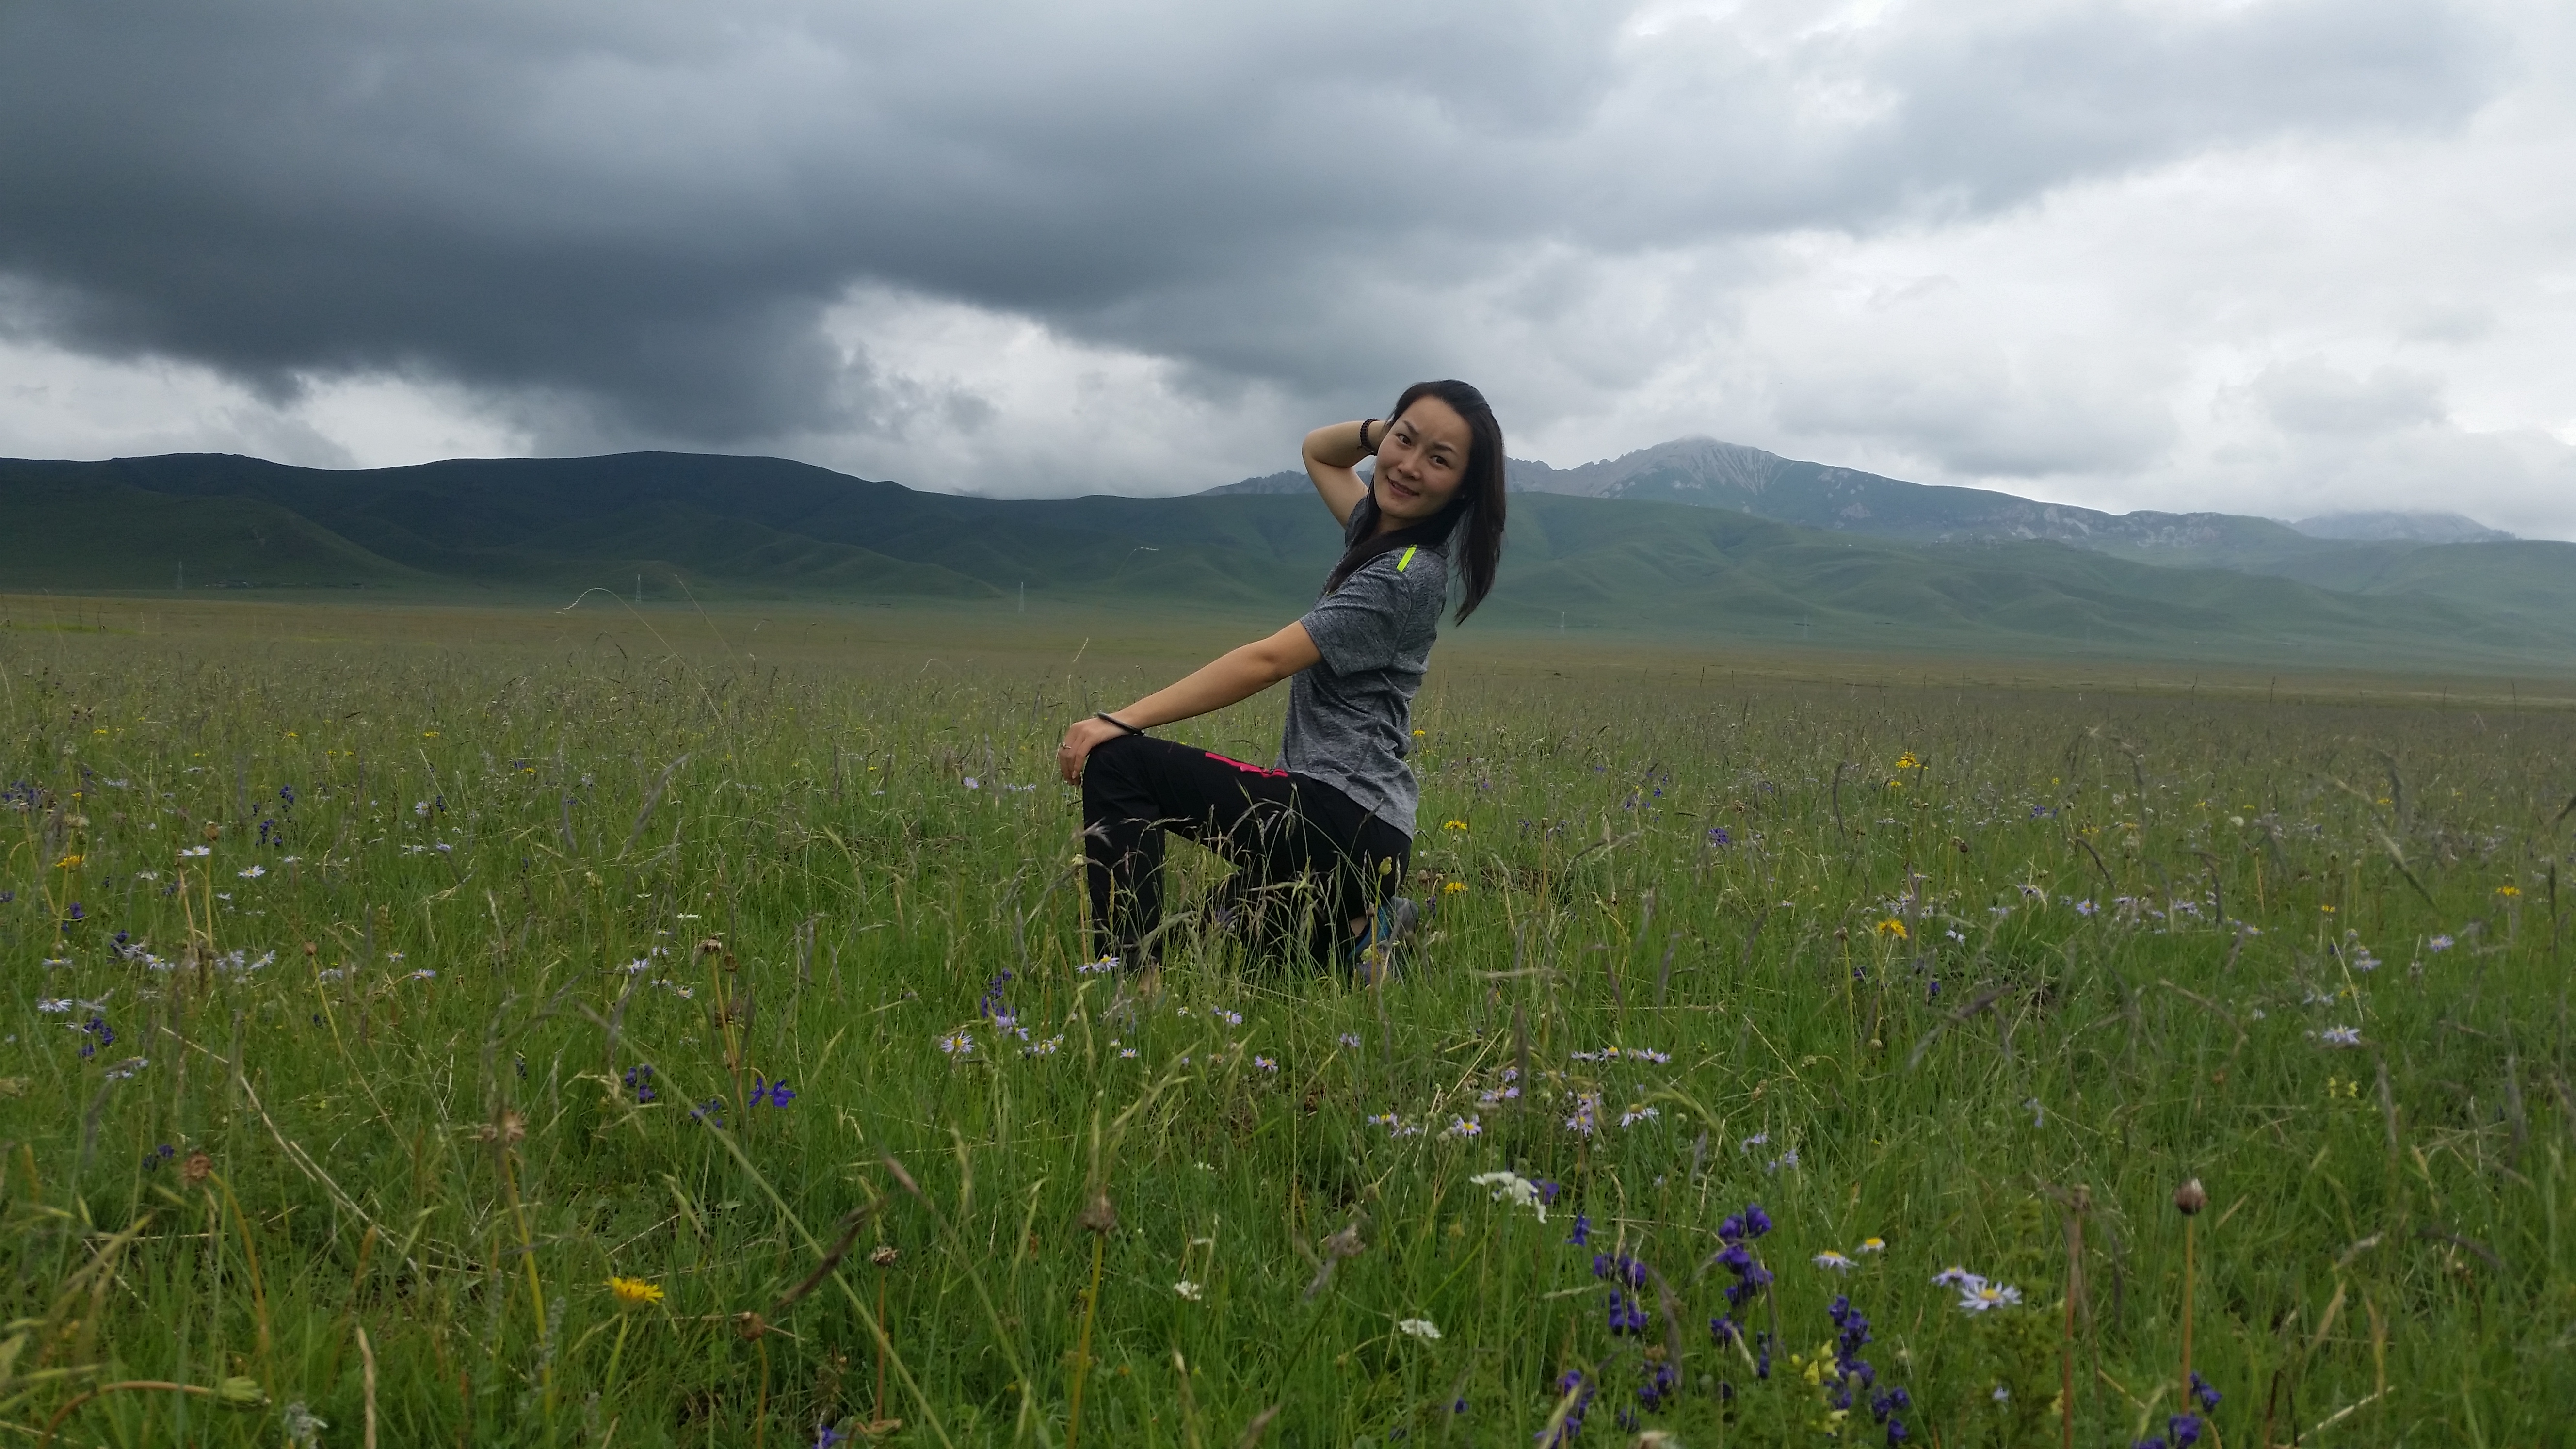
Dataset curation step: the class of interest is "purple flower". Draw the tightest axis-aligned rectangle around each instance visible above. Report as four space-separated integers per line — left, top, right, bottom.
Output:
1707 826 1733 846
752 1074 796 1107
623 1064 657 1103
1567 1214 1591 1246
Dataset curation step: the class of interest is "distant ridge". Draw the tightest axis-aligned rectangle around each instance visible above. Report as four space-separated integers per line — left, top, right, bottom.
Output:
1205 437 2524 586
2292 510 2513 544
6 449 2573 669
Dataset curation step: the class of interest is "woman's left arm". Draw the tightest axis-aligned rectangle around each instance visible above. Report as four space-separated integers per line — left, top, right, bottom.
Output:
1058 621 1322 781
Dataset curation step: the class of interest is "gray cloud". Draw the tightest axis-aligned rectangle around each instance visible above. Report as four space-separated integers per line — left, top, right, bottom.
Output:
0 0 2511 452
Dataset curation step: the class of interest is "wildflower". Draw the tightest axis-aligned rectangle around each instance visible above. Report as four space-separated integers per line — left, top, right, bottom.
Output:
1443 880 1466 895
1930 1266 1980 1289
1442 820 1468 832
1537 1368 1596 1448
1568 1214 1591 1246
607 1276 665 1308
2075 899 2097 916
1605 1287 1651 1335
1173 1280 1203 1301
1338 1032 1362 1049
1468 1170 1548 1221
1707 825 1734 846
1395 1317 1442 1340
751 1074 796 1107
1443 1114 1482 1138
54 853 82 870
1957 1280 2021 1313
1895 752 1920 769
1874 918 1908 939
180 845 211 858
689 1098 725 1126
1117 1047 1138 1059
623 1064 657 1103
2498 885 2522 898
413 801 430 817
962 776 979 789
813 1425 849 1449
1740 1131 1770 1152
1814 1251 1855 1272
37 998 72 1013
1077 954 1119 974
1855 1237 1885 1255
1563 1092 1600 1136
102 1056 149 1081
2314 1026 2363 1048
1619 1104 1659 1127
239 865 266 879
1253 1055 1278 1072
2190 1372 2222 1411
1021 1034 1064 1057
1216 1008 1243 1027
937 1030 976 1056
2427 934 2454 952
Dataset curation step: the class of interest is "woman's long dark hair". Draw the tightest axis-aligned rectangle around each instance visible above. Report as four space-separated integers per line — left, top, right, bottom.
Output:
1320 379 1506 622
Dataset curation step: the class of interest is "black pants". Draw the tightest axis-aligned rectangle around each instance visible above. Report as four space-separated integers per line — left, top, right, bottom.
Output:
1081 734 1410 969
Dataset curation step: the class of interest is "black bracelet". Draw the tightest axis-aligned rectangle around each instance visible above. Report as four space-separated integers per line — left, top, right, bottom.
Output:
1359 418 1379 456
1095 712 1144 736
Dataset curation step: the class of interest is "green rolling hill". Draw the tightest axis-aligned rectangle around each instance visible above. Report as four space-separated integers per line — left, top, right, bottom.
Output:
5 450 2573 671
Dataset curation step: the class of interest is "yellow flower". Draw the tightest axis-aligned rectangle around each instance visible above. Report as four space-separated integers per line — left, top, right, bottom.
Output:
1874 918 1908 939
1442 820 1469 832
422 729 441 739
2319 903 2335 913
1411 729 1426 737
2496 885 2522 898
1895 752 1920 770
54 853 82 870
1442 880 1467 895
606 1276 663 1308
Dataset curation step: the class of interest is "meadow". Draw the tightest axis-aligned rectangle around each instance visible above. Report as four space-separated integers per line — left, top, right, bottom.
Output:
2 595 2572 1448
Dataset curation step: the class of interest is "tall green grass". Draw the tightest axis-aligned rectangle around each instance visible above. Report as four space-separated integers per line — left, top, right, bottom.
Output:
1 607 2571 1447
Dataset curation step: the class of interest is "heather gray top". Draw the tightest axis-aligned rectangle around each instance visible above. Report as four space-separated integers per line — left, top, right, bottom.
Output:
1279 521 1447 838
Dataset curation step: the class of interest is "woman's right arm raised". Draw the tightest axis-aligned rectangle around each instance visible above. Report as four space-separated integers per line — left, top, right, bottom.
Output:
1301 420 1377 528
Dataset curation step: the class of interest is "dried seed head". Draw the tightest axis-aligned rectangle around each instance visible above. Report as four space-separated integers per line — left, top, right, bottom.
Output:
302 941 318 957
1322 1218 1367 1262
697 937 725 956
480 1110 528 1147
1079 1189 1118 1236
181 1149 213 1187
869 1245 900 1269
735 1310 769 1341
2173 1178 2207 1216
202 822 222 841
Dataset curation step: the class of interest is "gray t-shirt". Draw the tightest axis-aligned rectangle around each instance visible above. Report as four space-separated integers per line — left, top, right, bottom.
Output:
1280 523 1447 838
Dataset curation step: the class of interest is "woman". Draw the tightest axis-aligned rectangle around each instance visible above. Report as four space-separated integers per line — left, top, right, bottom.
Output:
1056 379 1507 973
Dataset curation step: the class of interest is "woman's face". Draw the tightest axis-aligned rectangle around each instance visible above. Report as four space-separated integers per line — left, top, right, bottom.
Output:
1372 396 1474 526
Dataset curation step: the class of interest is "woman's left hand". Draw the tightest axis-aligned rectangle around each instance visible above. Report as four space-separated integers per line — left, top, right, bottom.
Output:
1058 716 1128 783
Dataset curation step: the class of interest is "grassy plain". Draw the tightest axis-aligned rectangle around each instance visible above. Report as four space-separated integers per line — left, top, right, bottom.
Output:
2 594 2573 1448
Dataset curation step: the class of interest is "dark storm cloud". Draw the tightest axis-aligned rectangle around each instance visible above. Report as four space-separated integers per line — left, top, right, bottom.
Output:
0 0 2508 445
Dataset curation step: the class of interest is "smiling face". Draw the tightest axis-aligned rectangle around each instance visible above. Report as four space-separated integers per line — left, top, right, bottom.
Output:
1371 394 1475 529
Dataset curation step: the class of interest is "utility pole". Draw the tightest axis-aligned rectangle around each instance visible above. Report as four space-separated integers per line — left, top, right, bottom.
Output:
635 573 642 605
1019 581 1026 613
176 560 184 591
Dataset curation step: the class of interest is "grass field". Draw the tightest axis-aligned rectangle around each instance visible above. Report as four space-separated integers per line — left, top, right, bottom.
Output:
2 595 2572 1448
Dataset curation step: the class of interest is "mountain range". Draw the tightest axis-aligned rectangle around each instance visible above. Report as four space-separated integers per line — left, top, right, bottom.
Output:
3 446 2571 671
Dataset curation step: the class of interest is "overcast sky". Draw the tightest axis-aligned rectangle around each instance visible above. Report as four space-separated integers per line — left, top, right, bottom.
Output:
4 0 2572 535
